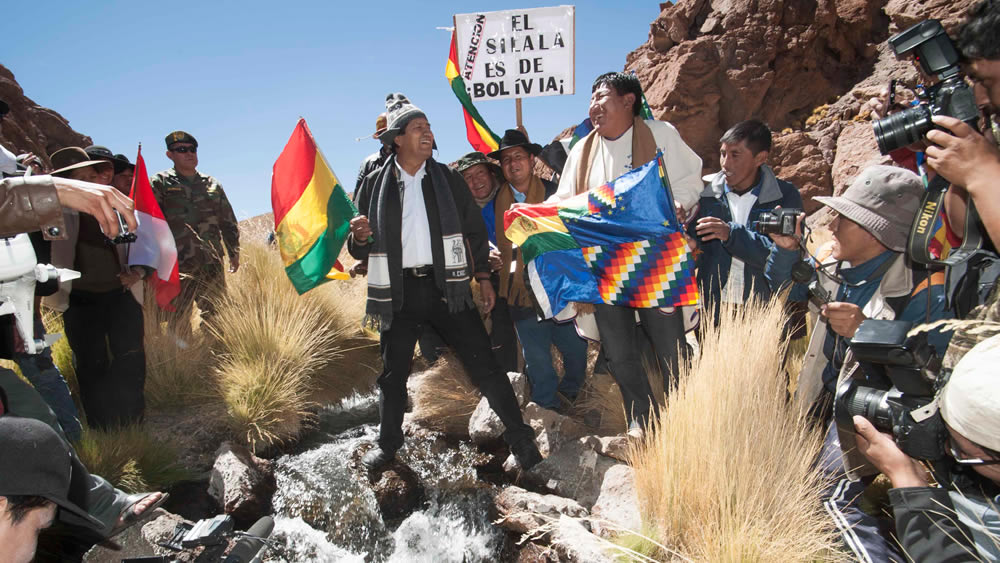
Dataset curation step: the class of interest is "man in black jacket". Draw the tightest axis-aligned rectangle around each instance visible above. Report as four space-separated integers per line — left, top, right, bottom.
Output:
348 93 542 471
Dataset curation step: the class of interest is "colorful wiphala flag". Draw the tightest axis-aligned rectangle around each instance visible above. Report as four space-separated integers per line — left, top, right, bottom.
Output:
504 154 699 318
128 146 180 310
271 118 354 294
446 30 501 154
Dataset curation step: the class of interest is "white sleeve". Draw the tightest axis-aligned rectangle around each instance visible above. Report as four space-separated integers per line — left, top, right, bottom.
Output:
551 142 583 202
649 120 703 212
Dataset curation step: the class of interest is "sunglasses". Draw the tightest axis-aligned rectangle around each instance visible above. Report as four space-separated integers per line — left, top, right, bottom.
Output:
170 146 197 154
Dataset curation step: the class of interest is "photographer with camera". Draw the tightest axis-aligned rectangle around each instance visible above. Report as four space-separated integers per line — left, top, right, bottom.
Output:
766 165 952 561
853 333 1000 561
689 119 804 324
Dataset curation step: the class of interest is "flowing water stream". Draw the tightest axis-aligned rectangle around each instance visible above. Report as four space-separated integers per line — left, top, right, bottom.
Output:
263 393 513 562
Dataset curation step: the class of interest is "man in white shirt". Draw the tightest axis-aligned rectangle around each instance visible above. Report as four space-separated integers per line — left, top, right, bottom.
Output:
553 72 703 434
348 93 542 472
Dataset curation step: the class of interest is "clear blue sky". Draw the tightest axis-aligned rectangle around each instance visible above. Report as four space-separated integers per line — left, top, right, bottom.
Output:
4 2 659 220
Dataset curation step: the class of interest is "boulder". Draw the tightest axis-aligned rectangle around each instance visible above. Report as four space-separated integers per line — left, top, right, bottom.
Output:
369 461 425 521
495 485 589 535
590 435 630 463
515 437 619 508
524 403 590 457
469 372 530 444
590 465 642 538
207 442 276 527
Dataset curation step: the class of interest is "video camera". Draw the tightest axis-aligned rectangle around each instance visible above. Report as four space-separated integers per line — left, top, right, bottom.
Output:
833 319 949 462
873 19 979 155
0 234 79 354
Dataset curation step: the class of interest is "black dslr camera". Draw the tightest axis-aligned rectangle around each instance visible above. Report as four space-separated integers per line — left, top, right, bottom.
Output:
873 19 980 155
834 319 949 461
754 208 801 236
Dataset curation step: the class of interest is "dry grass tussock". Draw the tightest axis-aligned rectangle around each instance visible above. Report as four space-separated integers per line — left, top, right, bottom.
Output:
207 242 368 452
628 297 841 562
75 425 190 493
408 354 481 435
142 291 215 408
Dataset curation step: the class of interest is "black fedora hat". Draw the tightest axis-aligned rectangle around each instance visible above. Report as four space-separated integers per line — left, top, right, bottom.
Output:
487 129 542 160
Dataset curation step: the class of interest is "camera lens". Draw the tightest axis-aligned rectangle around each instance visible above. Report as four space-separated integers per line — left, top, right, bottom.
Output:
873 105 933 155
839 384 893 432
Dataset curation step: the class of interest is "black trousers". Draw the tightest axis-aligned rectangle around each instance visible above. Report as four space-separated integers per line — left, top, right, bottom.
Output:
417 294 518 375
488 296 519 374
63 289 145 430
377 276 534 453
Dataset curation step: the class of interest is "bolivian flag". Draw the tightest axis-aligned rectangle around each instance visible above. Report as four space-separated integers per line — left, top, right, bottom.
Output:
446 30 501 154
271 118 354 294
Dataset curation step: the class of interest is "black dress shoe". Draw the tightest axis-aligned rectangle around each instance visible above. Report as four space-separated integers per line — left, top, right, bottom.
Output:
510 440 543 471
362 446 395 471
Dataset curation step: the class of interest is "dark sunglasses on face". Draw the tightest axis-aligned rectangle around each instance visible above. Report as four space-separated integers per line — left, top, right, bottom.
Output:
170 146 197 154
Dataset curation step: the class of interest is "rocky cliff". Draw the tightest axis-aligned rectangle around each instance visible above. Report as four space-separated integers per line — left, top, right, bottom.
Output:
0 64 91 168
622 0 978 214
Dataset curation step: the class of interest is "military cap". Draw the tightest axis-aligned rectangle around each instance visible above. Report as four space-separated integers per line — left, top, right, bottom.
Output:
453 151 503 178
165 130 198 149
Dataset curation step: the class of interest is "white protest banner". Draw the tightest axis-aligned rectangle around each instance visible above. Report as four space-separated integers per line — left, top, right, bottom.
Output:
453 6 575 102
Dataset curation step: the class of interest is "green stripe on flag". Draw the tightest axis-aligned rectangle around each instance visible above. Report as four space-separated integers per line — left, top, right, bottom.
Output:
521 231 578 264
283 183 355 294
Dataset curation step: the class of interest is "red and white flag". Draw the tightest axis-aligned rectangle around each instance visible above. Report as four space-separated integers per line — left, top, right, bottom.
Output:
128 146 180 310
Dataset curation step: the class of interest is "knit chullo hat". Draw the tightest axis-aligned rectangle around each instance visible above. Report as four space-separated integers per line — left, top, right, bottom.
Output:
377 93 426 147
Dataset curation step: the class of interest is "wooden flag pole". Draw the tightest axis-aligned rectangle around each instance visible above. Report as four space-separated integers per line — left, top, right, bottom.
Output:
515 97 523 129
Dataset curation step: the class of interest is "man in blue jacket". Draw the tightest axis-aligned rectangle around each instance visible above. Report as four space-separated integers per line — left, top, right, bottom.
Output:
690 120 803 322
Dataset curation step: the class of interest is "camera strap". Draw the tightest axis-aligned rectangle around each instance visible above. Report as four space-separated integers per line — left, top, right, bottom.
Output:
907 174 983 267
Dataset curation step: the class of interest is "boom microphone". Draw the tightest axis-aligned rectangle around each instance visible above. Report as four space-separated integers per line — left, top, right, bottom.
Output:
222 516 274 563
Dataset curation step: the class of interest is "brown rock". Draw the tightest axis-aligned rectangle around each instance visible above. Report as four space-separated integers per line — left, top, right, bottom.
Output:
370 461 424 521
770 132 833 213
208 443 276 528
517 541 561 562
831 121 892 196
0 64 91 167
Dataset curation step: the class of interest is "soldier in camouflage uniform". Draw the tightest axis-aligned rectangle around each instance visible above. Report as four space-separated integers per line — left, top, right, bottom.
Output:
150 131 240 324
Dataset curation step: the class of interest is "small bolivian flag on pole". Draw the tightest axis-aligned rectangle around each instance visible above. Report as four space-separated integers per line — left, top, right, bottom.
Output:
271 118 354 294
446 30 501 154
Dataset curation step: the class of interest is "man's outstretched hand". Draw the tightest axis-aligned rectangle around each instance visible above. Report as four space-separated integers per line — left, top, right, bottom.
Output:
53 178 136 238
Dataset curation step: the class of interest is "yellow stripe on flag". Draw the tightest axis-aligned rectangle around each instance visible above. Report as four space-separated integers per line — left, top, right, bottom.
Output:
472 119 499 151
505 213 569 247
446 60 460 81
276 153 339 266
326 267 350 281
